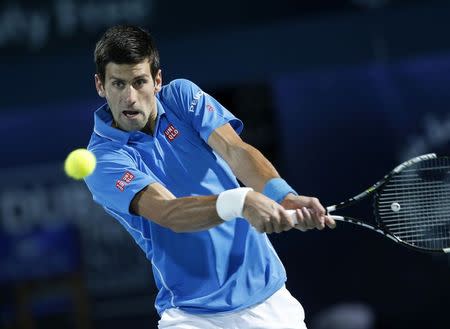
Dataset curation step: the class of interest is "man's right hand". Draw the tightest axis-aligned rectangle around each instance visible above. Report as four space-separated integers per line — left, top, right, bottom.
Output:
242 191 333 234
242 191 298 234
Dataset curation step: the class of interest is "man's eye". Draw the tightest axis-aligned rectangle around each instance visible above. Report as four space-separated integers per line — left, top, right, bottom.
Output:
113 81 124 88
135 79 147 88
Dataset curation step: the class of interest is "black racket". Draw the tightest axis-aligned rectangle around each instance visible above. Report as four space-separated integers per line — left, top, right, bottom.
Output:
288 153 450 253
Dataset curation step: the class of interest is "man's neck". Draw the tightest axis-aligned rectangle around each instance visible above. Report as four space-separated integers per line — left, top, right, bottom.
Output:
142 110 158 135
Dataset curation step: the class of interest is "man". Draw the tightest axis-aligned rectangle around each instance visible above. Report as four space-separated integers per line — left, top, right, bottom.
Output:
85 25 335 329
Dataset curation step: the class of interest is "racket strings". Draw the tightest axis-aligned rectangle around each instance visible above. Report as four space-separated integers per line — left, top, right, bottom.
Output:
380 195 450 204
380 205 450 218
382 183 450 193
384 219 450 229
378 194 450 205
384 220 450 239
376 157 450 250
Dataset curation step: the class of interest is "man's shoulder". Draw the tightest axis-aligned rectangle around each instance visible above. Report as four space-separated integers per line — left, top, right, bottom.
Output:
87 135 126 156
160 79 200 99
164 78 196 90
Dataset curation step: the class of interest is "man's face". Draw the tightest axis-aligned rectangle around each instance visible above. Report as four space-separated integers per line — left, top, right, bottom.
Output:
95 60 162 133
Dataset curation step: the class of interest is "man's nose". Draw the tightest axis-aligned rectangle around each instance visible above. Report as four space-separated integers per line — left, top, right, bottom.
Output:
124 86 137 105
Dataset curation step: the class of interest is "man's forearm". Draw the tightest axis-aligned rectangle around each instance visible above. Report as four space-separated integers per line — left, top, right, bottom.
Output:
207 124 280 192
159 196 224 232
131 185 223 232
226 142 280 192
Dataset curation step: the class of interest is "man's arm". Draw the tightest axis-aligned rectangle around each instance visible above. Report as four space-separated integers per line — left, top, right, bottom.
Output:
131 177 300 233
207 123 335 232
130 183 222 233
130 179 291 233
207 124 279 192
130 123 333 234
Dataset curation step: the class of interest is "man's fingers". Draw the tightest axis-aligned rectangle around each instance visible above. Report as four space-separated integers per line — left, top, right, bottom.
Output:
253 221 264 233
250 208 297 234
290 208 308 231
325 216 336 229
271 218 283 234
292 209 306 231
291 208 326 231
263 217 274 234
287 206 335 231
304 207 325 230
301 207 314 229
306 197 326 216
303 207 326 230
274 210 293 233
280 209 296 232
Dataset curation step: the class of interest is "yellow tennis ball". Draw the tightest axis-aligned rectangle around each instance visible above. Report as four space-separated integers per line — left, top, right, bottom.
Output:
64 148 96 180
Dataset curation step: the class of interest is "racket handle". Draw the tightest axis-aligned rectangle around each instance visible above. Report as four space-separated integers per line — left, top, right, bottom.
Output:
286 209 298 225
286 209 340 225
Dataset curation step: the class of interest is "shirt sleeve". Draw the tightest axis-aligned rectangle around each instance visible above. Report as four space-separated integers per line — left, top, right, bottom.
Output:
165 79 244 142
84 147 157 215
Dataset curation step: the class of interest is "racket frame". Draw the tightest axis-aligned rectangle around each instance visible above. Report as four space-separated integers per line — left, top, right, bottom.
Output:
291 153 450 253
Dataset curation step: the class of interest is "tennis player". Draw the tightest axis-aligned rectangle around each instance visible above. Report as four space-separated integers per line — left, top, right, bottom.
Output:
84 25 335 329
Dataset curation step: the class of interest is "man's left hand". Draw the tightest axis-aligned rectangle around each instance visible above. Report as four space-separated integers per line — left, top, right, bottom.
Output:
281 193 336 231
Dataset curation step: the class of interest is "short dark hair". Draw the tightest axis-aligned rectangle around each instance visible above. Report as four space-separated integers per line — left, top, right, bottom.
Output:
94 25 160 82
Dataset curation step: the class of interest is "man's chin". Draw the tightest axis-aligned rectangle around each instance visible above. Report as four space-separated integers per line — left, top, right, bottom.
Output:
118 122 146 132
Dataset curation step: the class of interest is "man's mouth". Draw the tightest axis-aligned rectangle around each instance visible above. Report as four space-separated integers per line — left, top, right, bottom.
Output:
122 110 140 119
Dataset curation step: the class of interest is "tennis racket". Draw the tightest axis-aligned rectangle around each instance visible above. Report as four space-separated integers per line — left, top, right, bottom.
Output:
288 153 450 254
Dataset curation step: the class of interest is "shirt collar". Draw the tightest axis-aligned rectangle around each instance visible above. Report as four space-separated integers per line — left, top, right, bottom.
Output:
93 100 166 144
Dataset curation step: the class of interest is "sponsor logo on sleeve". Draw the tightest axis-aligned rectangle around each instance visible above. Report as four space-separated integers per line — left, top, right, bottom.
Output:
122 171 135 183
188 90 204 112
115 171 135 192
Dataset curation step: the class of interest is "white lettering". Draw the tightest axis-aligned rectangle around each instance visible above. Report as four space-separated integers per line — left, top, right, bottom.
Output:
188 90 204 112
0 0 153 50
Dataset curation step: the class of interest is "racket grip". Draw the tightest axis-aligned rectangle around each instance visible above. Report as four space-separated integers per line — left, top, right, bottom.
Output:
286 209 298 225
286 209 337 225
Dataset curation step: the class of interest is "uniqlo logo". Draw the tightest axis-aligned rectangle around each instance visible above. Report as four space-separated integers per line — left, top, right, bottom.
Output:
115 180 126 192
115 171 135 191
164 124 180 142
206 104 215 112
122 171 135 183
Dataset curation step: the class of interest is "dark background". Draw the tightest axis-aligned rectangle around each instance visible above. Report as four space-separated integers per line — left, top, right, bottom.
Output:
0 0 449 328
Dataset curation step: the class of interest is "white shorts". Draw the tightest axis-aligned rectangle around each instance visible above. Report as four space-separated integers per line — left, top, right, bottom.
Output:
158 285 307 329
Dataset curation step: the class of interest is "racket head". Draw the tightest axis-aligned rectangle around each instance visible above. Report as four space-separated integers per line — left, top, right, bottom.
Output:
375 155 450 253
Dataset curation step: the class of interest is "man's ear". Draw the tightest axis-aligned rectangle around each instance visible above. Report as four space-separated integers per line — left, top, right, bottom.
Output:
95 74 106 98
154 69 162 94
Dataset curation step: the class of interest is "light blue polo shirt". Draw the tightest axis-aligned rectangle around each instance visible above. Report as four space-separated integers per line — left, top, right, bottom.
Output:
84 79 286 315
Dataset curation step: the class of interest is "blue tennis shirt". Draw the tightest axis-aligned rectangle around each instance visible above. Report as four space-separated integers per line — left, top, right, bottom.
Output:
84 79 286 315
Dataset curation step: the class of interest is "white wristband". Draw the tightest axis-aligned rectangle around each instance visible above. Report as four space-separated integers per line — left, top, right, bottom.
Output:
216 187 253 221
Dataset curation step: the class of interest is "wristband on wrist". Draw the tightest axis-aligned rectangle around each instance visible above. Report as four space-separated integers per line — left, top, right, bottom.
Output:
262 177 298 203
216 187 253 221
